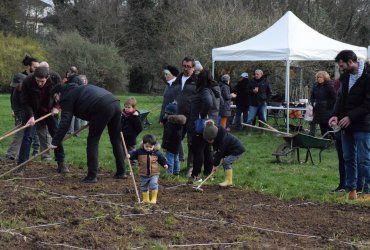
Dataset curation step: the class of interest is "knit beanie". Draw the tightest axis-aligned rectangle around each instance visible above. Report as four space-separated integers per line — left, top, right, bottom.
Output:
194 60 203 72
165 101 177 114
203 119 218 140
166 65 179 77
221 74 230 82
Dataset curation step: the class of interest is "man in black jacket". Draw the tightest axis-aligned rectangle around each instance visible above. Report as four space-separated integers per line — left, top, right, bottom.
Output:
172 56 198 177
17 67 66 175
329 50 370 201
246 69 271 126
232 72 250 130
51 83 126 183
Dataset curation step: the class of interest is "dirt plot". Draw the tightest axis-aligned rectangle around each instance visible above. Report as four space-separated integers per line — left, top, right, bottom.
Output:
0 161 369 250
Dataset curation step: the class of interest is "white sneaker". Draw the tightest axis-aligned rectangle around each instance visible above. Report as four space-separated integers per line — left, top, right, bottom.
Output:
195 178 203 184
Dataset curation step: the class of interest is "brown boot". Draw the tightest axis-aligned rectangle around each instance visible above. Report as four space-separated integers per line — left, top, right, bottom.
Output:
57 161 70 174
358 194 370 202
348 190 357 200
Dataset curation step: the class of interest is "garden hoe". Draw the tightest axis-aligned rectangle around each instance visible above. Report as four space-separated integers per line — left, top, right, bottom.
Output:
0 124 89 178
120 132 141 204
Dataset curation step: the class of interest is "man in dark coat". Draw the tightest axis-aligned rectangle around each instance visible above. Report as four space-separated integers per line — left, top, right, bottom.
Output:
232 72 250 130
17 67 66 175
329 50 370 201
246 69 272 125
51 82 126 183
172 56 198 177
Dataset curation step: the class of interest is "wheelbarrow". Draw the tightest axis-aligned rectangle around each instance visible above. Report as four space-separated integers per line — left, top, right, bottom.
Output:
272 132 333 164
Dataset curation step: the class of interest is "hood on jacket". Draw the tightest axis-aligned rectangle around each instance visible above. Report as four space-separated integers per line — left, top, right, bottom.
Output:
167 114 187 125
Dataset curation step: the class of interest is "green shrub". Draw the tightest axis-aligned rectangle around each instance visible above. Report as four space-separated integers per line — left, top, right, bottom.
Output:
0 32 47 92
46 31 128 93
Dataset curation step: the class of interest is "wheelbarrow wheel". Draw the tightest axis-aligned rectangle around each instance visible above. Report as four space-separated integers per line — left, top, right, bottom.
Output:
275 143 296 163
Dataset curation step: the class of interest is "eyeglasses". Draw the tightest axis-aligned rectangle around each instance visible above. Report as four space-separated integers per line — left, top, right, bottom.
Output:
182 64 193 69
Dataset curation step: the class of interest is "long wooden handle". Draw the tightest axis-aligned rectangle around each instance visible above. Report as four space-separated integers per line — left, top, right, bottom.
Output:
242 123 292 136
0 124 22 139
0 113 53 142
258 120 279 132
0 123 89 179
195 171 216 189
120 132 141 204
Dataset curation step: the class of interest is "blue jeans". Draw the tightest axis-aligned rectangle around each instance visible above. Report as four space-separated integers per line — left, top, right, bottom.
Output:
166 152 180 175
140 175 159 192
234 106 248 129
223 154 242 170
341 131 370 193
247 103 267 124
18 116 64 164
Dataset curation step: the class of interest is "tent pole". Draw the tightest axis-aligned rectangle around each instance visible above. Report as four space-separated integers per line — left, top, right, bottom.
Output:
285 60 290 133
212 60 215 78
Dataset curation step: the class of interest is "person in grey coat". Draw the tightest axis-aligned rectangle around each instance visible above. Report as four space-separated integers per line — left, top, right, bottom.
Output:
219 74 235 129
159 65 179 123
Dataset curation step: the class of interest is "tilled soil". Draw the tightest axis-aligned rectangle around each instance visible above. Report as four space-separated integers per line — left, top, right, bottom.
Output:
0 160 369 250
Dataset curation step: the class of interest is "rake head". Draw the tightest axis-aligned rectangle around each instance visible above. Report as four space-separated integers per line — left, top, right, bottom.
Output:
192 185 204 192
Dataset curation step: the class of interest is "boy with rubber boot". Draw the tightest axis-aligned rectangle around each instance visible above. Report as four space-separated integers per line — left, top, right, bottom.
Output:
203 120 245 187
127 134 168 204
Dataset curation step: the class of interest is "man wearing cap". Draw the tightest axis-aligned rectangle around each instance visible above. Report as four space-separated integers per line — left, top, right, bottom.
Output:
203 119 245 187
232 72 250 130
0 74 27 161
16 67 67 175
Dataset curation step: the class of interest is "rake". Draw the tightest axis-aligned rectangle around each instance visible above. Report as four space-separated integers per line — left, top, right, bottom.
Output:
0 113 53 142
0 124 89 178
192 170 216 192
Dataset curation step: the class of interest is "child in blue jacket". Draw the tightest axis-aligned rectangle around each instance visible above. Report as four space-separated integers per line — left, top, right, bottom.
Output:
203 119 245 187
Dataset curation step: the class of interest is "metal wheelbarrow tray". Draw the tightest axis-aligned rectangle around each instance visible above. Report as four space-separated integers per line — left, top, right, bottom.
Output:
272 132 333 164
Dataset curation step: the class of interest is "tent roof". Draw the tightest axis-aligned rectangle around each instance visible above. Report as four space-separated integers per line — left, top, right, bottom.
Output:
212 11 367 62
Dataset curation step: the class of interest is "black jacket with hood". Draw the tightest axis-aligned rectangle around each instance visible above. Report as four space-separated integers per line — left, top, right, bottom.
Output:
333 63 370 132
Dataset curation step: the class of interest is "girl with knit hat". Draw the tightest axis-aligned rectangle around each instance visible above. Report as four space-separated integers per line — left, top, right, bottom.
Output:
203 119 245 187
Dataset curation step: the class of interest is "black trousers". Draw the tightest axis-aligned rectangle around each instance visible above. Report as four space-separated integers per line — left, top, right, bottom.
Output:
86 101 125 177
190 134 213 177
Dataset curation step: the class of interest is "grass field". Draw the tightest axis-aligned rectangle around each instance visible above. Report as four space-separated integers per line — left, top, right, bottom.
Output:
0 94 342 202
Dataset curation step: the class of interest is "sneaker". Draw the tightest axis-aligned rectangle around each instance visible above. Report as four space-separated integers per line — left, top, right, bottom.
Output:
81 176 97 183
331 186 345 193
194 177 203 183
113 173 128 179
57 162 70 174
42 156 52 162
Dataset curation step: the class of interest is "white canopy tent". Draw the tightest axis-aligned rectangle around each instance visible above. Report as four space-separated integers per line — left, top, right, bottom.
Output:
212 11 367 132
